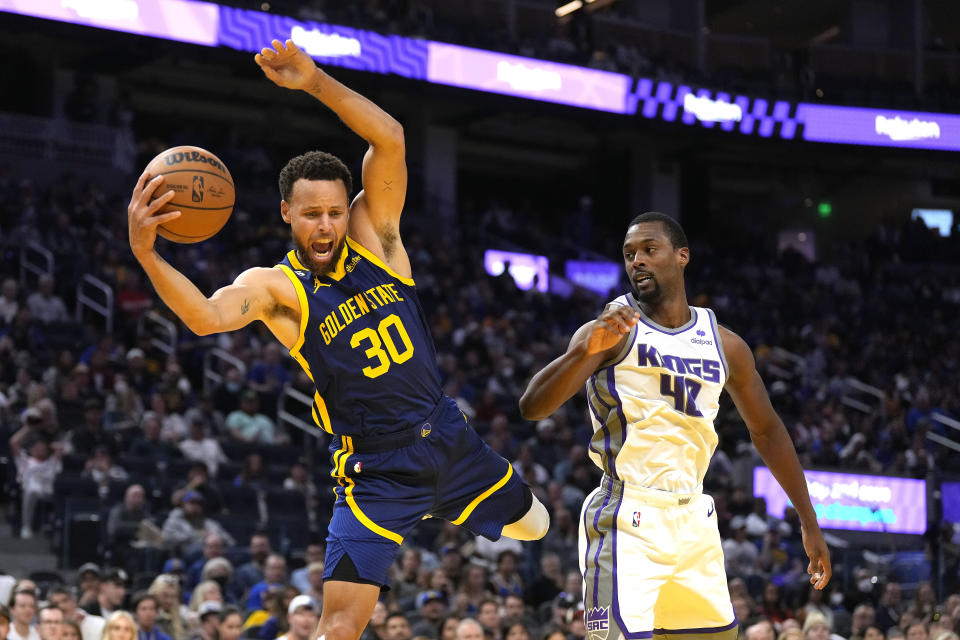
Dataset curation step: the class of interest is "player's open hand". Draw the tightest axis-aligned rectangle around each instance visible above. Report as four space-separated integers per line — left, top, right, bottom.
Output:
255 39 317 91
801 522 832 590
127 171 180 258
586 306 640 355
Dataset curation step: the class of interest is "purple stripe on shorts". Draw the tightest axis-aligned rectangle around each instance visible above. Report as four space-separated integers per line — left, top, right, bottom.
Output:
581 492 593 599
591 488 612 607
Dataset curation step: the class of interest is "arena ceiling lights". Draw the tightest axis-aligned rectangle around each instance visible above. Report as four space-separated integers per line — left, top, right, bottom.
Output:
3 0 959 152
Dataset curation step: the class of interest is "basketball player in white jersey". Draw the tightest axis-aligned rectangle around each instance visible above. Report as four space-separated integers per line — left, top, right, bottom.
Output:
520 212 831 640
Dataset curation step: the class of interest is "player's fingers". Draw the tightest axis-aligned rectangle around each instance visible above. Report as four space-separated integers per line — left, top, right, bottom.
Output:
254 53 263 66
284 39 296 51
133 170 150 196
614 307 640 325
272 38 284 52
139 175 166 202
146 189 177 214
259 47 276 60
145 211 181 227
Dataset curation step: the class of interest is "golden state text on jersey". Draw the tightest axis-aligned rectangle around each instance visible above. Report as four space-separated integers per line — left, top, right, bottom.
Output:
275 238 442 437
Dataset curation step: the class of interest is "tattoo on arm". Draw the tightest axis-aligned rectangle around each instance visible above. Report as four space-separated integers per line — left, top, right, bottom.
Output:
241 299 251 315
382 180 392 191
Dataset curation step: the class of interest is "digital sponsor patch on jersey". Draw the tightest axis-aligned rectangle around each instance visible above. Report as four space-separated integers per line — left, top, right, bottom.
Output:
586 606 610 640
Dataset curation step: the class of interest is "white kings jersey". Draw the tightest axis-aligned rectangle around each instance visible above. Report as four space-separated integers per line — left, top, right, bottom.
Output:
585 295 729 493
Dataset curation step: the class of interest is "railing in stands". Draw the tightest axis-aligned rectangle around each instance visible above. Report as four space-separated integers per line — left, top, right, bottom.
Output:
202 348 247 395
19 241 54 284
278 385 324 440
842 377 885 414
75 274 113 334
929 412 960 453
137 310 177 356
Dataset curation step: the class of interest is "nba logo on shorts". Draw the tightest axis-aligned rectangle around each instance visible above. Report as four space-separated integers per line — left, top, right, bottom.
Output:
192 175 205 202
586 606 609 640
632 511 641 527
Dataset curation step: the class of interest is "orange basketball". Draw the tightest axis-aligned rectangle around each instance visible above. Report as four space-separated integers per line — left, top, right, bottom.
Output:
144 146 235 243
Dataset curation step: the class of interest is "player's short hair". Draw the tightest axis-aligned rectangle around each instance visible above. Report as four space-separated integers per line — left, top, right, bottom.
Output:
628 212 688 249
279 151 354 201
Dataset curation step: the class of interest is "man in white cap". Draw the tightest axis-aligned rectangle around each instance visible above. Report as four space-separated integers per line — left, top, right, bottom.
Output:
276 596 318 640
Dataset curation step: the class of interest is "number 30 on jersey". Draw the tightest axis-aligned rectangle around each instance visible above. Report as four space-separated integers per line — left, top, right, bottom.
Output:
349 314 414 378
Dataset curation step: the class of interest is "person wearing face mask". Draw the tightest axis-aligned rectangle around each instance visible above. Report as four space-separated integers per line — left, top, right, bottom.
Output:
200 558 240 606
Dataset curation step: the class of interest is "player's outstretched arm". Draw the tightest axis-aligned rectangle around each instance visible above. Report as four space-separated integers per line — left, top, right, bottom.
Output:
255 40 406 240
127 171 290 340
720 325 832 590
520 305 639 421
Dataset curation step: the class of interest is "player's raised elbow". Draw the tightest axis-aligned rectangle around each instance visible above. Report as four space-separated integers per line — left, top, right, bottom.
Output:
519 392 550 423
378 121 405 149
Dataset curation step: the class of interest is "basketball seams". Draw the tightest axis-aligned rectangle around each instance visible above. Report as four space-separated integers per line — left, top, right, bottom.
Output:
152 168 235 187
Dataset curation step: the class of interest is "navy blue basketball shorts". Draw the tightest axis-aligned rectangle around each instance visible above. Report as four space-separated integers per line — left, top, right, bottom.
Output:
322 396 529 588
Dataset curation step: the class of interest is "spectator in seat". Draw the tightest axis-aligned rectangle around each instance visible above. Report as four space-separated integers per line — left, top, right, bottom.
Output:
48 587 105 640
192 602 221 640
133 593 172 640
82 446 128 487
245 554 287 611
226 391 276 444
170 463 224 516
68 397 117 457
290 542 324 594
11 429 62 539
232 453 267 490
185 533 227 593
161 491 235 556
275 596 318 640
234 532 272 596
83 570 127 619
101 612 137 640
26 274 68 324
8 590 39 640
107 484 150 550
178 416 227 477
0 277 20 325
36 606 64 640
126 412 178 465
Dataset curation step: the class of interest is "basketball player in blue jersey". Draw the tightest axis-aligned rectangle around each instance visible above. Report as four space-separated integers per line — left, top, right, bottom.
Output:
128 39 548 640
520 212 831 640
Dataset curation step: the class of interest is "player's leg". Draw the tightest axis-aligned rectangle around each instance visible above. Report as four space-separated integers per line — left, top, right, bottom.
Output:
431 400 546 540
581 481 669 640
501 488 549 540
312 580 380 640
651 494 737 640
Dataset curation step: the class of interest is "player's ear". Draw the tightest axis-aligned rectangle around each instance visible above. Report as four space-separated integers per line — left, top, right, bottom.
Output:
280 200 291 224
678 247 690 267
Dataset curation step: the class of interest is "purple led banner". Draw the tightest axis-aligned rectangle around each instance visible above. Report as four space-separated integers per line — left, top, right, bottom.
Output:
753 466 927 534
796 103 960 151
427 42 631 113
484 250 549 292
944 481 960 523
0 0 218 46
217 7 427 78
565 260 621 296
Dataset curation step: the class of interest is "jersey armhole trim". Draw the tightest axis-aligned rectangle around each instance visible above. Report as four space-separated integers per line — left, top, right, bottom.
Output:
598 323 638 370
346 236 416 287
706 308 729 381
275 264 314 382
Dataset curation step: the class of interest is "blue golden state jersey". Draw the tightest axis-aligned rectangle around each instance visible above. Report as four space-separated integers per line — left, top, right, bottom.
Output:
274 237 442 438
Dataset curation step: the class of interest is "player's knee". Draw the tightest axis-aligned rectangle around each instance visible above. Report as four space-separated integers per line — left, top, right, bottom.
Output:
320 618 365 640
502 494 549 541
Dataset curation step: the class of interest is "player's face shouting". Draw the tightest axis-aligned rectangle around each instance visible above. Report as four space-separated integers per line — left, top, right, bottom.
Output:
622 221 688 304
282 178 350 275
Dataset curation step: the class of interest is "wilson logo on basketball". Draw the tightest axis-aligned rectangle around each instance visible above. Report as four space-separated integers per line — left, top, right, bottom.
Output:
192 176 205 203
164 149 229 173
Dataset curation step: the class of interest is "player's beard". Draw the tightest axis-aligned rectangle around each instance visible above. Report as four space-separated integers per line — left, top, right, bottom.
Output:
292 233 346 277
630 276 663 305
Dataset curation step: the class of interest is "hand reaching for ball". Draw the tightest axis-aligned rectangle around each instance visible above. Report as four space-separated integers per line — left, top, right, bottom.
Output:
255 39 318 92
127 171 181 259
